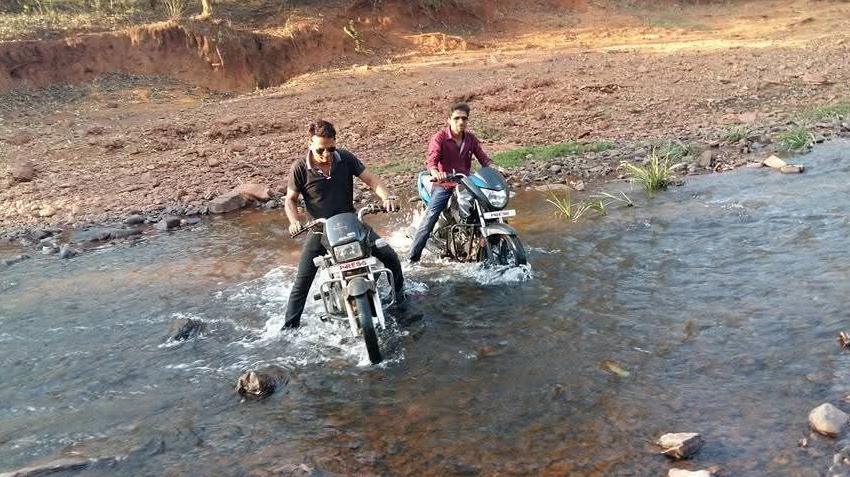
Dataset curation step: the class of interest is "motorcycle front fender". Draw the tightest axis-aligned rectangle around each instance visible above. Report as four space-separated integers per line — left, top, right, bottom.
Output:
345 276 374 298
481 223 520 238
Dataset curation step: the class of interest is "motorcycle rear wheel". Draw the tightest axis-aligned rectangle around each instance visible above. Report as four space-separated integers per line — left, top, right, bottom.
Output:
486 234 527 266
355 294 383 364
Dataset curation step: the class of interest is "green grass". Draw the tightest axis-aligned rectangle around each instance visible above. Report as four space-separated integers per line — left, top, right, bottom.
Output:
492 141 614 168
723 125 751 143
798 102 850 123
653 140 697 162
775 126 814 152
622 151 673 194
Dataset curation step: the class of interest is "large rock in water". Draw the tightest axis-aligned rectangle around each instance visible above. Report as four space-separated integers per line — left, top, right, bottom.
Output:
657 432 703 460
809 403 849 437
166 318 206 342
208 191 247 214
236 366 290 399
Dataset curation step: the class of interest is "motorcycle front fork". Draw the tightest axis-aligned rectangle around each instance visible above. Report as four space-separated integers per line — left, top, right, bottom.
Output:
342 292 387 336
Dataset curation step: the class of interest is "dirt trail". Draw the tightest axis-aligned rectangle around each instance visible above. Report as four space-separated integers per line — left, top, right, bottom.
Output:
1 0 849 240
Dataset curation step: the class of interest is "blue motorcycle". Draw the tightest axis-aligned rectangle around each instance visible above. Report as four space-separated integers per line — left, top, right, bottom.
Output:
416 166 527 266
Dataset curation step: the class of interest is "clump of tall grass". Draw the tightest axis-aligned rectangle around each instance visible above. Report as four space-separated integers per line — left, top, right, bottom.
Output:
799 102 850 123
161 0 185 19
775 126 814 152
546 189 598 223
545 189 633 223
723 125 751 143
622 151 673 193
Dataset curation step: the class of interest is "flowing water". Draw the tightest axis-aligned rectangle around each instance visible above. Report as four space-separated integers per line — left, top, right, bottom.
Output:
2 142 850 476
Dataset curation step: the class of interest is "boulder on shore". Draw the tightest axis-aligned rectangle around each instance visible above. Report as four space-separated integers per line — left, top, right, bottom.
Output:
234 183 272 201
208 191 248 214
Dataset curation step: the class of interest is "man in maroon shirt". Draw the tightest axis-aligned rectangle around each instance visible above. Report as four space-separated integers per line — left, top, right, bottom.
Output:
408 102 494 263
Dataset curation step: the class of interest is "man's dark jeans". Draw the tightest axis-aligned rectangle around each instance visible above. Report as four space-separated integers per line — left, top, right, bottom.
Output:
408 185 453 262
283 225 404 329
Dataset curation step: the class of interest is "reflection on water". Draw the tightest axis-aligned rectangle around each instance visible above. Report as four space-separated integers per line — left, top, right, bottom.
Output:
1 142 850 476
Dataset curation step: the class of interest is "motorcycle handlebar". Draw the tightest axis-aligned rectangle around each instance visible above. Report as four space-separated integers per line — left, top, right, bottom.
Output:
290 218 326 238
429 173 466 183
290 204 395 237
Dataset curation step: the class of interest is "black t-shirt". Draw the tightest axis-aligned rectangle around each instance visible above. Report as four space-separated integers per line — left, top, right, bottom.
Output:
287 149 366 219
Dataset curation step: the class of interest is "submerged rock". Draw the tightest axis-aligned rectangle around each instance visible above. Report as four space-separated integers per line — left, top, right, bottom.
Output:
780 164 805 174
657 432 703 460
0 455 121 477
166 318 206 342
3 254 30 266
58 244 79 259
236 366 290 399
809 403 848 437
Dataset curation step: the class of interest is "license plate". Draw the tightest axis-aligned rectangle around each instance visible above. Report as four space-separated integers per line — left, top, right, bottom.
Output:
337 257 377 271
483 209 516 219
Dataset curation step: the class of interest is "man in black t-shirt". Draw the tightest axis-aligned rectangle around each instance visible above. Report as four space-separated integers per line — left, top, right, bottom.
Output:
282 120 404 329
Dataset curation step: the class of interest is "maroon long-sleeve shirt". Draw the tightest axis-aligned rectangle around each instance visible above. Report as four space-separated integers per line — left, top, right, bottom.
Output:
426 127 492 189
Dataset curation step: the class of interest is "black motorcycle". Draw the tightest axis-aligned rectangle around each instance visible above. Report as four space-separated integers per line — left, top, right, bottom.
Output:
415 166 527 266
291 205 396 364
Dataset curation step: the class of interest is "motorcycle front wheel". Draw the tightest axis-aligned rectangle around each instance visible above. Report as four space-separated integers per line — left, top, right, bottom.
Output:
486 234 527 267
355 294 383 364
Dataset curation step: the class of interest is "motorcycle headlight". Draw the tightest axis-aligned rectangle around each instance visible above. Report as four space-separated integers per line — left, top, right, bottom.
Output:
333 242 364 262
481 188 508 209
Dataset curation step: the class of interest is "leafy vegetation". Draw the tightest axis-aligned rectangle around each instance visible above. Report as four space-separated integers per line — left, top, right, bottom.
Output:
798 102 850 123
775 126 814 152
723 125 751 143
622 150 673 193
545 188 633 224
492 141 614 168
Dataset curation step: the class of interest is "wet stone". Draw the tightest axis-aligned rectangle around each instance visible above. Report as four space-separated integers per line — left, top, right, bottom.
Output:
166 318 206 342
809 403 848 437
59 244 78 259
155 216 182 231
236 365 290 400
3 254 30 266
780 164 805 174
669 470 712 477
124 214 146 225
657 432 703 460
109 228 142 239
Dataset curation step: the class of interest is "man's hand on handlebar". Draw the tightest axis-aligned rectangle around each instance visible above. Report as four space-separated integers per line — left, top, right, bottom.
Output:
288 222 303 237
430 169 447 181
382 196 399 212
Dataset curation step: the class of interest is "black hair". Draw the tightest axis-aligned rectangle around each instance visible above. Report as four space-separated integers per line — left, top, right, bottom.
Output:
308 120 336 139
450 102 470 116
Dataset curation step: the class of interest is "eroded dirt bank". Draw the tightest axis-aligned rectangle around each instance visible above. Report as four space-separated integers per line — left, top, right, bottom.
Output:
1 0 850 243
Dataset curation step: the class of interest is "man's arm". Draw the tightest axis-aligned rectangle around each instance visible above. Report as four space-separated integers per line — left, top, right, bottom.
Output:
426 134 447 180
284 187 303 235
358 170 398 211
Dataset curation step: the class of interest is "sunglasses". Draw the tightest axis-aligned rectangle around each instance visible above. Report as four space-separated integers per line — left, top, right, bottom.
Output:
314 146 336 155
451 116 469 121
